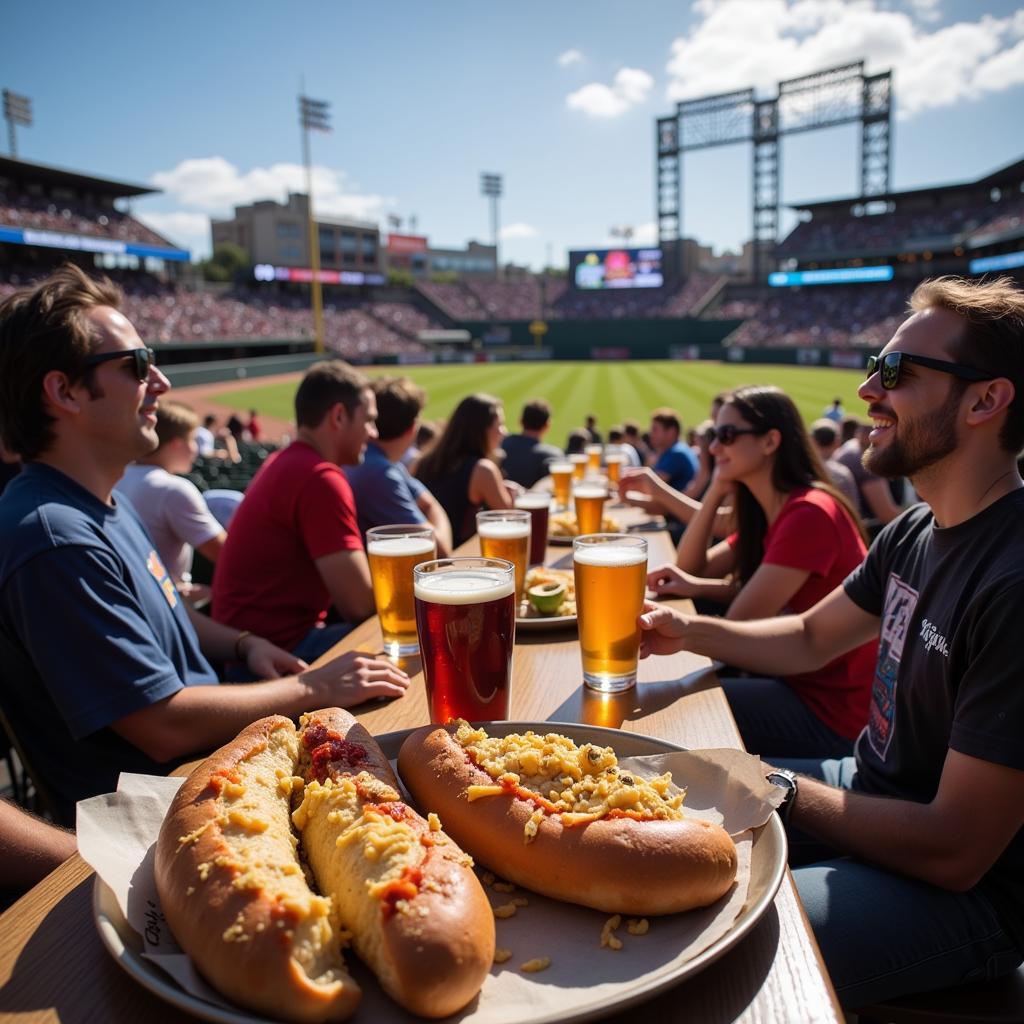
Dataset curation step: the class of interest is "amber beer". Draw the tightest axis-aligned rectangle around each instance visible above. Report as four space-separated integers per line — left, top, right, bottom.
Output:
515 492 552 564
569 453 589 481
549 461 574 510
585 443 603 474
366 525 436 658
604 446 626 487
477 510 530 600
573 535 648 692
414 558 516 722
573 480 608 536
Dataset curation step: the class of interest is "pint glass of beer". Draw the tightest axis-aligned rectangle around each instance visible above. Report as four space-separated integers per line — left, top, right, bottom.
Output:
414 557 516 722
549 461 574 510
569 453 588 481
604 446 626 487
573 534 648 692
366 525 437 658
572 479 608 536
515 492 552 565
477 509 530 600
585 443 603 474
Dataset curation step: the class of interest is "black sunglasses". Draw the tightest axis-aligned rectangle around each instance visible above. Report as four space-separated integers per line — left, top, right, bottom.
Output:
82 347 156 382
865 351 993 391
709 424 766 446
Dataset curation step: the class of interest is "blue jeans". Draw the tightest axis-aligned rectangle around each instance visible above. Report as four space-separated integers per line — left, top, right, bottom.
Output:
777 756 1023 1008
721 676 854 759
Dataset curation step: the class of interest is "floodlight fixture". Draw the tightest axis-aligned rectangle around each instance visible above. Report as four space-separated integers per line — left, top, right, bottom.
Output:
3 89 32 158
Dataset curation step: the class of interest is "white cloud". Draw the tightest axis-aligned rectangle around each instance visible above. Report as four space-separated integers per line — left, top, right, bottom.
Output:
150 156 393 223
567 67 654 119
133 210 211 255
904 0 941 24
665 0 1024 119
499 222 538 240
557 48 584 67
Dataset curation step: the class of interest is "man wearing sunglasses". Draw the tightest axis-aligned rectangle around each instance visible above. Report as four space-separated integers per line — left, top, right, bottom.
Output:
0 265 408 823
639 275 1024 1007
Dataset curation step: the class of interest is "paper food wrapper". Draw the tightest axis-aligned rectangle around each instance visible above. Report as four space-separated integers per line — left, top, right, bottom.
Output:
77 749 787 1023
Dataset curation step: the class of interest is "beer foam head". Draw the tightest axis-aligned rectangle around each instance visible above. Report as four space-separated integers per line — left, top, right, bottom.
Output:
515 493 552 510
478 519 530 540
415 569 515 604
367 536 436 558
548 462 573 474
573 543 647 567
569 454 588 464
605 452 625 462
573 484 608 499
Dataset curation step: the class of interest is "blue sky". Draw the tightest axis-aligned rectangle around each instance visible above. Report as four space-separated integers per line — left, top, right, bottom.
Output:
5 0 1023 268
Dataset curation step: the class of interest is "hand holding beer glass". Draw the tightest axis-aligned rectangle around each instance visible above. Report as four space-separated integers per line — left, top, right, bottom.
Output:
477 509 531 600
572 478 608 536
573 534 648 692
366 524 437 659
414 557 516 723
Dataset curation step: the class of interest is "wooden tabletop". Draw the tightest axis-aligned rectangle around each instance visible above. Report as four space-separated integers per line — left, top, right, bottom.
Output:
0 505 841 1023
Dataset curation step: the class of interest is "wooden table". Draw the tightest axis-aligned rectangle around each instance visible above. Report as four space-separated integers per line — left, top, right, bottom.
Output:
0 508 841 1023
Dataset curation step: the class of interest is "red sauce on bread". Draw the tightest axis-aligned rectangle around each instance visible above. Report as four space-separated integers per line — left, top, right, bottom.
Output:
302 723 368 783
379 864 424 919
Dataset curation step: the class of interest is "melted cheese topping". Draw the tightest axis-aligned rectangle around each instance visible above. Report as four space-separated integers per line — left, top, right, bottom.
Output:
454 721 685 828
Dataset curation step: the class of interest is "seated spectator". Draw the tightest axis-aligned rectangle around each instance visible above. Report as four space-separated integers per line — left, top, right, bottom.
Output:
115 400 226 590
565 429 589 456
834 418 902 527
225 413 245 444
649 408 699 493
414 394 516 547
212 361 380 664
0 267 408 821
607 426 642 467
1 800 77 910
194 414 217 457
822 397 844 422
809 418 859 509
403 419 440 468
584 414 602 444
345 376 453 555
647 386 874 758
622 420 651 465
501 399 564 488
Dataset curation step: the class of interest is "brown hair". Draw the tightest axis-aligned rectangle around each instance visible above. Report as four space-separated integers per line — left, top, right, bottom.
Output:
650 408 681 435
0 263 124 460
910 276 1024 453
294 359 369 429
155 401 199 448
415 393 502 485
521 399 551 432
372 375 425 441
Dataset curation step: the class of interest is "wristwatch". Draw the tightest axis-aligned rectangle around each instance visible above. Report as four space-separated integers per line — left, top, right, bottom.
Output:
766 768 798 825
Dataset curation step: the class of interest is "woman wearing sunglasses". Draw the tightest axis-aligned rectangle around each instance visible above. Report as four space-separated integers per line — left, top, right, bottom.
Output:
647 385 876 758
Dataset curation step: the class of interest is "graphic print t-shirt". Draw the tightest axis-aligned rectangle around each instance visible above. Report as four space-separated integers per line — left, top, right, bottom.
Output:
843 491 1024 949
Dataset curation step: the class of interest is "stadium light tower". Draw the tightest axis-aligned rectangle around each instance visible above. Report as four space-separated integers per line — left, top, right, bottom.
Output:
299 92 332 354
3 90 32 158
480 172 503 279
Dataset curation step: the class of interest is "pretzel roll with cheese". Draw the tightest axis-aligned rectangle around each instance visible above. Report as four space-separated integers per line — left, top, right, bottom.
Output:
155 715 361 1023
294 709 495 1018
398 720 738 916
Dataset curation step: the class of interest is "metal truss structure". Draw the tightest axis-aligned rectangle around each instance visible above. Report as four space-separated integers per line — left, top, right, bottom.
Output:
656 62 892 283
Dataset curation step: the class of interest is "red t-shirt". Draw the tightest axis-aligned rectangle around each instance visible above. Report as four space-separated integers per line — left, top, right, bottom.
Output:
211 441 364 650
729 486 877 740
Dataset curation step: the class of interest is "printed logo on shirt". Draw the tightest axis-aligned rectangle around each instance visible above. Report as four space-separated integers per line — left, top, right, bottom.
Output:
919 618 950 658
146 550 178 610
868 573 918 760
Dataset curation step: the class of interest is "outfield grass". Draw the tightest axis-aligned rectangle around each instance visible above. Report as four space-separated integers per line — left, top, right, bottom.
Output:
208 360 868 444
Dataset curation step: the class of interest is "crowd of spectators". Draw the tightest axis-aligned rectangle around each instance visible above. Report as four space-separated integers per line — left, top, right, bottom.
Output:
709 283 909 348
0 190 171 248
969 193 1024 240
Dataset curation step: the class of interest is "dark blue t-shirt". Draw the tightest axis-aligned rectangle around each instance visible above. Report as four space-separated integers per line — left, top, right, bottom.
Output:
655 442 699 492
343 442 428 537
0 463 217 821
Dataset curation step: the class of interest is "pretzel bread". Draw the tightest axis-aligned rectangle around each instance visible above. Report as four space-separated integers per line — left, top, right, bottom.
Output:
155 711 494 1021
397 721 738 916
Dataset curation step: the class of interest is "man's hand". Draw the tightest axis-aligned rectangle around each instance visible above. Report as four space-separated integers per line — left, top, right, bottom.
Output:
302 650 410 705
618 467 665 511
243 636 308 680
638 600 693 658
647 563 704 599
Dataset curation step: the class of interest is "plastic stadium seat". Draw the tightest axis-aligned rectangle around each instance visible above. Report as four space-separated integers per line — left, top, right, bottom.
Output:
857 967 1024 1024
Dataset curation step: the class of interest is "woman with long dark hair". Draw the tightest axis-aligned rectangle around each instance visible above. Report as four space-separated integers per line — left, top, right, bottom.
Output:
647 385 876 757
413 393 516 547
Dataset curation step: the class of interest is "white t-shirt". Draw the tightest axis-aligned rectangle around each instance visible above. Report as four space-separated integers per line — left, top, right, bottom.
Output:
194 426 216 457
115 465 222 582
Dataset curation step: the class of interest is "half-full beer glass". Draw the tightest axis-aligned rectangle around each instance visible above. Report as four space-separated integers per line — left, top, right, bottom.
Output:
366 524 436 658
514 492 552 565
572 479 608 536
477 509 531 600
549 461 574 510
573 534 648 692
414 557 516 722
